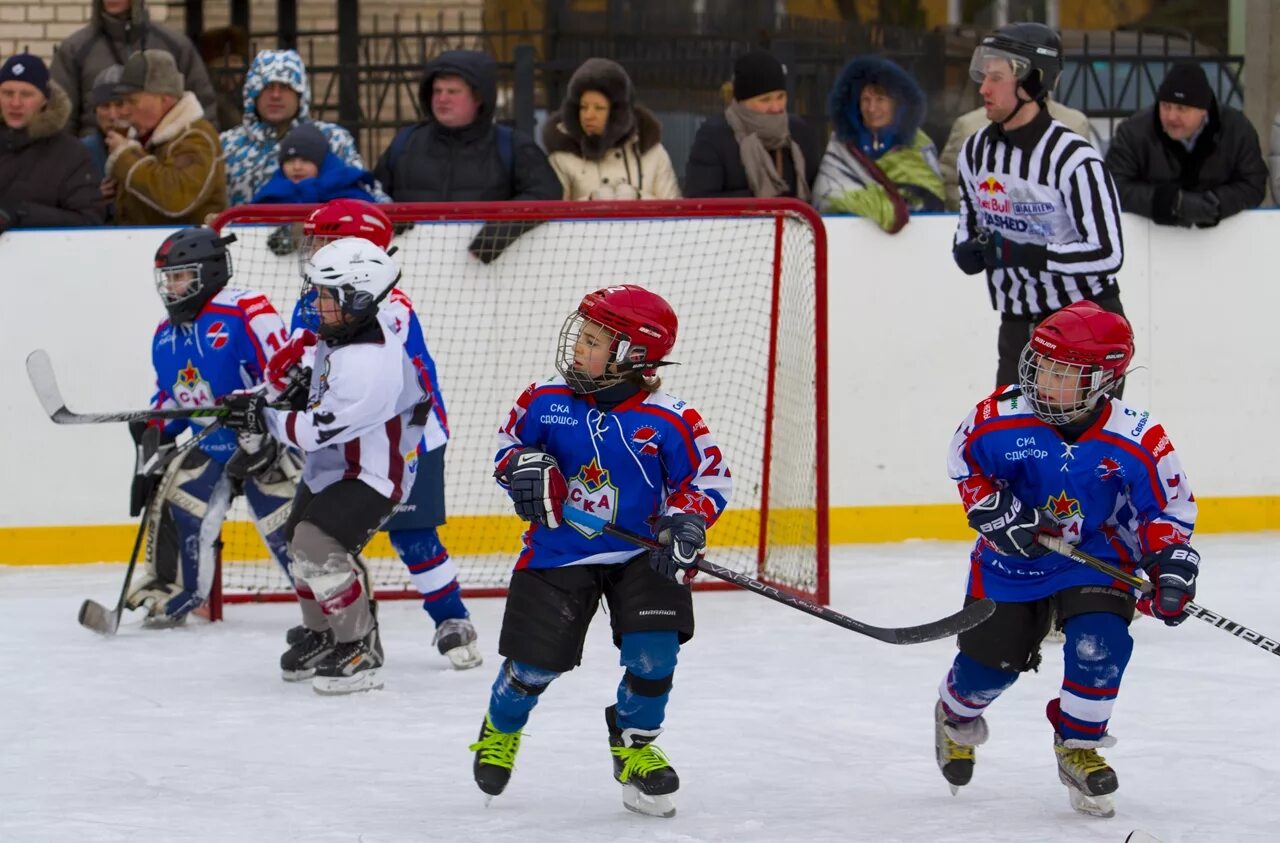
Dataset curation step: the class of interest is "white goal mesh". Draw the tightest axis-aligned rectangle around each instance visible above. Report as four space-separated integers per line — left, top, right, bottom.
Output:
209 200 828 610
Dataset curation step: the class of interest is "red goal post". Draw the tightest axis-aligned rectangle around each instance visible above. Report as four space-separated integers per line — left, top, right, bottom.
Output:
206 199 829 613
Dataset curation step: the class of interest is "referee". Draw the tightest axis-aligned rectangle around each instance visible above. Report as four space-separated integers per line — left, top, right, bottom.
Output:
953 23 1126 389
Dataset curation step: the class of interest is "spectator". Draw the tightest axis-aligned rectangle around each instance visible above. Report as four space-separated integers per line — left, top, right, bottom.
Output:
812 56 944 233
940 99 1094 211
0 53 105 231
252 123 379 204
51 0 217 137
196 25 249 132
222 49 386 207
684 49 820 200
373 50 560 203
105 50 224 225
542 57 680 200
80 64 128 181
1106 62 1267 227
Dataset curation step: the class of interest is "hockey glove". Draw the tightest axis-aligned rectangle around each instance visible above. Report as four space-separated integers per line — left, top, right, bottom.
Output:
129 421 175 517
267 223 299 256
265 329 317 391
500 448 567 528
981 230 1048 273
222 391 269 435
649 513 707 581
225 432 279 481
966 489 1052 559
952 238 987 275
1138 544 1199 626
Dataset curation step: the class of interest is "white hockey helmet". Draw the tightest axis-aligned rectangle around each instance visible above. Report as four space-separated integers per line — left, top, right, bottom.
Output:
303 236 400 339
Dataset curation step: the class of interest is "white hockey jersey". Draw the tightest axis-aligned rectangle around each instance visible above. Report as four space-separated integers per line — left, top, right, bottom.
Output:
264 311 430 502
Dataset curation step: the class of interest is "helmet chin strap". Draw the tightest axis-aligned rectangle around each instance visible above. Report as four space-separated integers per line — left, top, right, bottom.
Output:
1000 89 1037 128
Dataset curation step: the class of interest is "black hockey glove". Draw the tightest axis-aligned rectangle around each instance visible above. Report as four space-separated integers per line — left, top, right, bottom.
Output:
266 223 299 256
649 513 707 581
129 421 175 517
966 489 1052 559
1176 190 1220 227
1139 544 1199 626
222 391 269 435
225 433 279 481
500 448 567 528
952 238 986 275
981 230 1048 273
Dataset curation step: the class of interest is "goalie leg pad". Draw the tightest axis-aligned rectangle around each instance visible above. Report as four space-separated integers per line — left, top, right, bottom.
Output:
290 520 374 643
243 449 302 581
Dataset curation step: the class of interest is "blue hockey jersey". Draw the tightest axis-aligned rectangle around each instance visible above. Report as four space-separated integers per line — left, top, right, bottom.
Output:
152 288 288 462
947 386 1197 602
495 378 733 570
291 287 448 451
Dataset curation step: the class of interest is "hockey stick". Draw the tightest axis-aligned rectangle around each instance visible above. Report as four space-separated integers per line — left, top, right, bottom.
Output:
562 507 995 645
27 349 288 425
1038 535 1280 659
78 423 221 636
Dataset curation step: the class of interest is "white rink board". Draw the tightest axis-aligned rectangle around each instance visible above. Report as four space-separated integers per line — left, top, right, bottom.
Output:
1 211 1279 530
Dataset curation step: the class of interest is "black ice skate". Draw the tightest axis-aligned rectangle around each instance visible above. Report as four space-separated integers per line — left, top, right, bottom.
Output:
285 624 307 645
433 617 483 670
606 705 678 818
280 626 335 682
1054 731 1119 818
934 700 989 795
311 626 384 695
469 713 523 800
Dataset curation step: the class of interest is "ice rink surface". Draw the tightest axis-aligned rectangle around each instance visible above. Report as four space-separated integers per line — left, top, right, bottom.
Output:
4 534 1279 843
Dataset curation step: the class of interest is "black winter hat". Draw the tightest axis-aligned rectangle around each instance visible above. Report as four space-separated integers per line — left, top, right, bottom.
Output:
732 49 787 102
0 53 50 97
1157 62 1213 111
279 123 328 168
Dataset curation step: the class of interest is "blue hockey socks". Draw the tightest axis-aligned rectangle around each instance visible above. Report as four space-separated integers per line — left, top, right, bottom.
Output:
615 630 680 731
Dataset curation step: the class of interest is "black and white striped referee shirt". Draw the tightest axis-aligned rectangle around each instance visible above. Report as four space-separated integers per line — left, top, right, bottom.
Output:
955 107 1124 317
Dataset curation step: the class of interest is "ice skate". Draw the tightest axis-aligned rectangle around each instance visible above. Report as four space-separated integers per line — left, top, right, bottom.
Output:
311 627 384 695
469 713 523 800
606 705 678 818
1054 731 1118 818
280 626 335 682
934 700 989 795
433 617 483 670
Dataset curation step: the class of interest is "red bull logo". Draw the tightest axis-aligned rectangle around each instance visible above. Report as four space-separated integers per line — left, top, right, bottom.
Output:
976 176 1006 195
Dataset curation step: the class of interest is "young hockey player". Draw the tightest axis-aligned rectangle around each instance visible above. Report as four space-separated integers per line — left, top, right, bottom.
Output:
263 198 481 669
223 237 431 695
469 284 732 818
935 300 1200 818
126 227 296 627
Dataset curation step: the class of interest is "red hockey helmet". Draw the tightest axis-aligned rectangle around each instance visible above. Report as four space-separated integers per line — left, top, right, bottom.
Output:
299 199 394 266
1018 300 1134 425
556 284 678 393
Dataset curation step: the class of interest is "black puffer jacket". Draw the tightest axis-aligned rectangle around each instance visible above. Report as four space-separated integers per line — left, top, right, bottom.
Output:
684 113 821 199
1105 101 1267 226
373 50 560 202
0 83 105 229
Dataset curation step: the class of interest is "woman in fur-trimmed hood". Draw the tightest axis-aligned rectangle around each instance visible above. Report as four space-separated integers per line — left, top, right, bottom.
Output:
812 55 944 234
542 58 680 200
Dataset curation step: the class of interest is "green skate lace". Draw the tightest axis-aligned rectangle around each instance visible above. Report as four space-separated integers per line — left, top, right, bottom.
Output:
468 718 522 770
611 743 671 783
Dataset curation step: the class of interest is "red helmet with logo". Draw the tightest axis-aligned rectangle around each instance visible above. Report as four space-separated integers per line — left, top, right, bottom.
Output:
556 284 678 393
1018 300 1134 424
300 199 394 256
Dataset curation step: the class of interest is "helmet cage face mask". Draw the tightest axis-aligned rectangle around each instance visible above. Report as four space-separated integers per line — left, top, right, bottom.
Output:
155 262 206 310
556 311 645 394
1017 344 1119 426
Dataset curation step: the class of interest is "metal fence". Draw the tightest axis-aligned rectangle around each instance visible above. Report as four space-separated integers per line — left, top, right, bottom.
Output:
210 15 1245 179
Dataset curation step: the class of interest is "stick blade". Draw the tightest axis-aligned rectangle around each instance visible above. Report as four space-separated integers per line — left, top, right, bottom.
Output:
886 598 996 645
78 599 121 636
26 349 75 423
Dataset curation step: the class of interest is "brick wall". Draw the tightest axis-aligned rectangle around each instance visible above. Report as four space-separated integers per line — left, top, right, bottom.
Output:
0 0 170 61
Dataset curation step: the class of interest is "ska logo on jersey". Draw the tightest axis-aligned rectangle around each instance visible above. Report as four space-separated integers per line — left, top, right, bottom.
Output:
567 458 619 538
1044 490 1085 539
205 321 230 350
630 425 661 456
172 359 215 407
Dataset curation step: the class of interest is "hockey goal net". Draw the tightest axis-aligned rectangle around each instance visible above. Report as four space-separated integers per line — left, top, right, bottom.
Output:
207 199 828 611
